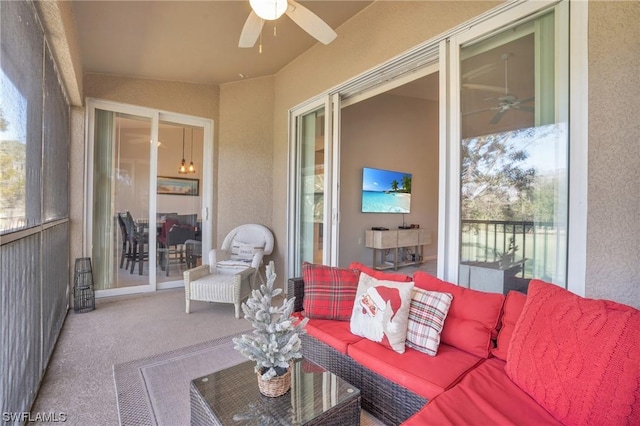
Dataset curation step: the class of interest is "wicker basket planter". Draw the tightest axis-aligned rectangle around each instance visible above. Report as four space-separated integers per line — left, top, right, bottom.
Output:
257 368 291 397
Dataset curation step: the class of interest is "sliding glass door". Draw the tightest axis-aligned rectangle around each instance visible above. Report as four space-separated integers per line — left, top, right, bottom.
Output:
87 100 213 296
289 103 328 277
453 3 569 294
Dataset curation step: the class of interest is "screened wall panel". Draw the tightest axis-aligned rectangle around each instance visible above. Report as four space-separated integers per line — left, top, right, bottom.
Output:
43 48 70 222
0 0 43 232
0 1 70 422
42 223 69 364
1 234 43 417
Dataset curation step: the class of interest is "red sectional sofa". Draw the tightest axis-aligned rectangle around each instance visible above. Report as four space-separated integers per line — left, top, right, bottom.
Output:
288 262 640 425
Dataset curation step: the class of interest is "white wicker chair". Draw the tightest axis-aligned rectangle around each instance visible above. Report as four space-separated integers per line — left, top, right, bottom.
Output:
184 265 255 318
210 224 274 287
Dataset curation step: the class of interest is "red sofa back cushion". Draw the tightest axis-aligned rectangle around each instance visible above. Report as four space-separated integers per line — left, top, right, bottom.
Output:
348 261 412 282
506 280 640 426
413 272 504 358
301 262 360 321
492 290 527 361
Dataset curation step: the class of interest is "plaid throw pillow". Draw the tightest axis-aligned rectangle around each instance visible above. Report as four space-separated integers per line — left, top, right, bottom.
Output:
406 289 453 356
302 262 360 321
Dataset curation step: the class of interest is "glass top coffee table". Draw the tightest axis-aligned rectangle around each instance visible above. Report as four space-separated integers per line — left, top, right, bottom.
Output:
190 358 361 425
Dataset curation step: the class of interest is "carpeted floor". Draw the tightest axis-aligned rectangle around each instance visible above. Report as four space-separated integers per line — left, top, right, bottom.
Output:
113 333 247 425
32 287 386 425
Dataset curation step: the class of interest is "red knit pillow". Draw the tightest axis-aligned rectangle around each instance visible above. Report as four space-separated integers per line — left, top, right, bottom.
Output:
413 271 505 358
492 290 527 361
301 262 360 321
506 280 640 426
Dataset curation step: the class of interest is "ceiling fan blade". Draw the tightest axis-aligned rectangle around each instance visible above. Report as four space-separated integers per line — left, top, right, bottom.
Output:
463 83 508 94
286 0 337 45
518 105 535 112
462 107 494 116
518 96 535 104
490 110 506 125
238 11 264 48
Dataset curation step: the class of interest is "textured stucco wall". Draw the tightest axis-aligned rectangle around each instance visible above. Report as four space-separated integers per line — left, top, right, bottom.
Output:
218 77 275 255
586 1 640 308
272 1 499 278
83 73 219 120
69 106 85 297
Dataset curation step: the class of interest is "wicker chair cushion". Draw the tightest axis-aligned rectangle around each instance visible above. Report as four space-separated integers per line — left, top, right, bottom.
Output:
491 290 527 361
405 289 453 356
348 339 483 400
413 272 505 358
350 272 414 353
301 262 360 320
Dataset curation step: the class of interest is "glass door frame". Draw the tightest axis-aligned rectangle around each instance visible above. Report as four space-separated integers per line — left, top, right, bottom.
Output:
441 0 588 295
85 98 214 297
287 96 340 278
285 0 587 297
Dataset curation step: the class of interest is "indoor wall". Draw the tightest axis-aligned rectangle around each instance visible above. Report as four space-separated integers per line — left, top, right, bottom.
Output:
339 92 439 267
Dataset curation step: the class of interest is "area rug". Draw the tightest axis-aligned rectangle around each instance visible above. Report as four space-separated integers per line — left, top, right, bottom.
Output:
113 332 384 426
113 332 248 426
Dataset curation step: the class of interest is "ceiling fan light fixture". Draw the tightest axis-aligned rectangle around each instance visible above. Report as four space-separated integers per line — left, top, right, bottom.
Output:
250 0 287 21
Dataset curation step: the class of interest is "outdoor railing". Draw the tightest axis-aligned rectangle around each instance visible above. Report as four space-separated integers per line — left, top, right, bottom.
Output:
460 219 561 280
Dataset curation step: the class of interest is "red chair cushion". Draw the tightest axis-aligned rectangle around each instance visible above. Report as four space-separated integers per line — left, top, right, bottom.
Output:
403 358 564 426
413 271 505 358
158 219 178 245
301 262 360 321
348 339 483 400
304 318 363 354
491 290 527 361
506 280 640 426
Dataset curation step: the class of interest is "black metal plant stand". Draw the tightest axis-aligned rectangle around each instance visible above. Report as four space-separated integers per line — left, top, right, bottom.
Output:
73 257 95 313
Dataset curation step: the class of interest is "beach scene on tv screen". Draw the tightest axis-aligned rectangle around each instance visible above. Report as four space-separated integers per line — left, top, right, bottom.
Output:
362 167 412 213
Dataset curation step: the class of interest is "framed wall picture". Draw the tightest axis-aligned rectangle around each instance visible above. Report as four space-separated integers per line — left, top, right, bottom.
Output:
157 176 199 196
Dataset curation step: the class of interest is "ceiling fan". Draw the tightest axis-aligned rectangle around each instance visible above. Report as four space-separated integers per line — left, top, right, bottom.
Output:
239 0 337 49
463 53 534 124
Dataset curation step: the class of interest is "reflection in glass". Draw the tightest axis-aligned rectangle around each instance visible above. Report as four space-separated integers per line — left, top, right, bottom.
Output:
294 108 325 276
459 9 568 294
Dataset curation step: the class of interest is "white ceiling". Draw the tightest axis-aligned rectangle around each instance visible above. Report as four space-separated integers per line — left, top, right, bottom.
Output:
72 0 372 85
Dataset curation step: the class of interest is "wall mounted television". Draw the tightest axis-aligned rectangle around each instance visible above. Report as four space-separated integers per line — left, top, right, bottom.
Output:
361 167 412 213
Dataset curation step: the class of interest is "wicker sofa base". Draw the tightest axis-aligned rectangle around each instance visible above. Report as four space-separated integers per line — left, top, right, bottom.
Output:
300 333 427 425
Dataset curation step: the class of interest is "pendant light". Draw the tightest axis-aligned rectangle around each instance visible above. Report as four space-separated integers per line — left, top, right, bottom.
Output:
178 127 187 174
188 128 196 174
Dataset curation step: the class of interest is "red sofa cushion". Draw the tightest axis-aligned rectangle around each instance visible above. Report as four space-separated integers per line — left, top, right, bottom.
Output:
403 357 564 426
506 280 640 426
413 271 505 358
348 261 413 282
492 290 527 361
301 262 360 321
347 339 482 400
304 318 363 354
